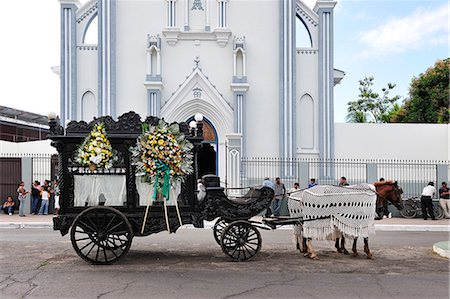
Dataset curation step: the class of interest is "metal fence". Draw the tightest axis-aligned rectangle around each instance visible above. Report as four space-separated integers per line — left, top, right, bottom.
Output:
241 157 449 199
0 153 58 211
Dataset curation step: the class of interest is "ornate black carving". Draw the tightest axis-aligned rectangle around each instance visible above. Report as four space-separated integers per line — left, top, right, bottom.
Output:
49 119 64 136
116 111 142 132
143 115 160 127
48 111 203 237
197 185 274 221
66 120 91 134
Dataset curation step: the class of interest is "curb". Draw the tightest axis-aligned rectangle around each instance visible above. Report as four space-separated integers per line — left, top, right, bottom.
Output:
374 224 450 232
433 241 450 259
0 222 53 229
1 222 449 232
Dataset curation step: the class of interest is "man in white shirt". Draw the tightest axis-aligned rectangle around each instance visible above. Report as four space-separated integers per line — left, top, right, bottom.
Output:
421 182 436 220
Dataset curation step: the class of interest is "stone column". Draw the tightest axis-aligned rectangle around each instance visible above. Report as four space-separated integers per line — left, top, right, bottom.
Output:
314 0 336 162
280 0 296 175
21 157 32 214
59 0 80 124
98 0 116 117
226 133 242 195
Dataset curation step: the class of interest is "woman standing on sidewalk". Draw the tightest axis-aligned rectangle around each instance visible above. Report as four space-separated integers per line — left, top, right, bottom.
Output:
17 181 28 217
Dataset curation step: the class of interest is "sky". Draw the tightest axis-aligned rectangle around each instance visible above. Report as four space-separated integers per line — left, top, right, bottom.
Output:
0 0 448 122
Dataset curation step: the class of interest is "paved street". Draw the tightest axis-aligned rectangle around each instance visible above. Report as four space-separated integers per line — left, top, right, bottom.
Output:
1 228 449 299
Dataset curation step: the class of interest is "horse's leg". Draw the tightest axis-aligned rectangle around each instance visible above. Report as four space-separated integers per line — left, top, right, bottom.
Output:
341 237 349 255
363 237 373 259
302 237 308 254
351 238 359 257
335 238 342 253
307 239 318 260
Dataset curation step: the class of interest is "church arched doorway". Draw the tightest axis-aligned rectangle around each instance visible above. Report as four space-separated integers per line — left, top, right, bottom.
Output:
188 117 218 177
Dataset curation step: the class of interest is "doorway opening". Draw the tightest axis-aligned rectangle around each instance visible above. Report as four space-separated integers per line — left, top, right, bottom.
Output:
188 117 218 178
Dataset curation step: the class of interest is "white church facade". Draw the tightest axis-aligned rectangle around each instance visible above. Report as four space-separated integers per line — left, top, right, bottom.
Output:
58 0 345 181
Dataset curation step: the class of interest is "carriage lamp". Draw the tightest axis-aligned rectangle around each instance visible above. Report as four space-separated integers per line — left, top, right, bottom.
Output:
189 120 197 136
194 113 203 122
48 111 57 121
47 111 61 135
189 120 197 129
194 113 204 138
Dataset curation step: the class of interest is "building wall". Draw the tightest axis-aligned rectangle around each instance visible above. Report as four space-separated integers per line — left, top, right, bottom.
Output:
335 123 449 161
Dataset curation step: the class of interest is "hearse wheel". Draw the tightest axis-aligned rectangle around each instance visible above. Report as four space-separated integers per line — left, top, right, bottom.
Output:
220 220 262 261
213 218 228 245
70 206 133 264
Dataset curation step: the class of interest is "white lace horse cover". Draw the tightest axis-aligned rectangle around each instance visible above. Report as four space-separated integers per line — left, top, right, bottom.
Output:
288 184 377 240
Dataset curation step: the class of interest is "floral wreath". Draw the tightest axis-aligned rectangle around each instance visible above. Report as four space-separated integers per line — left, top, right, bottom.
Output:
131 119 194 201
75 123 116 170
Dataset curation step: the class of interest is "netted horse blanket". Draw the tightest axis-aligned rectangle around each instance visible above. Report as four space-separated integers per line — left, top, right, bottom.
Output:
288 184 377 240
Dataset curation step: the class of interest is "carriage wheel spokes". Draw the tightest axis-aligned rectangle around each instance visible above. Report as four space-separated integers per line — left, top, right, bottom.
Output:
213 218 228 245
70 206 133 264
220 221 261 261
399 199 416 219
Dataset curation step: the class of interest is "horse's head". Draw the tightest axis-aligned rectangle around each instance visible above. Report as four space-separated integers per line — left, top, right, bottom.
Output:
375 181 403 210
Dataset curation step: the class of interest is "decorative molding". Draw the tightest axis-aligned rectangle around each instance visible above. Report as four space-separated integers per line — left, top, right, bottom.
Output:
144 80 164 90
147 34 161 49
296 0 319 27
76 1 98 23
162 28 181 46
191 0 204 10
214 28 231 47
162 28 232 47
161 67 233 139
230 83 249 92
77 45 98 50
296 49 318 54
233 36 246 51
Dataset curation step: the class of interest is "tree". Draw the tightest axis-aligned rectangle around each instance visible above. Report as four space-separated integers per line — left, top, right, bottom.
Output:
345 110 368 123
346 76 401 123
392 58 449 123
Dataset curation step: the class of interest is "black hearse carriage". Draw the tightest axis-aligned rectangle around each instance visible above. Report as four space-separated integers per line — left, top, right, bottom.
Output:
49 112 275 264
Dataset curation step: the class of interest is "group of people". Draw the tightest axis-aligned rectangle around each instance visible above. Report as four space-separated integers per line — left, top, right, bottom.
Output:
420 181 450 220
262 176 346 217
1 179 60 217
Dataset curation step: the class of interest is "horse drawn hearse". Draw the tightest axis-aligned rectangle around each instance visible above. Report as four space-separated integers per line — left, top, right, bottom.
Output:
49 111 403 264
49 111 276 264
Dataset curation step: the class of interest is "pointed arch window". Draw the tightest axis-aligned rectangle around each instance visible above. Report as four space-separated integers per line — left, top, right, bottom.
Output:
82 14 98 44
217 0 228 28
167 0 178 27
295 16 312 48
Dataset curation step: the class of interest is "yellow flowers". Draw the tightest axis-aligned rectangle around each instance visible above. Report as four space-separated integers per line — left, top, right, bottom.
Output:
75 122 115 169
132 119 194 183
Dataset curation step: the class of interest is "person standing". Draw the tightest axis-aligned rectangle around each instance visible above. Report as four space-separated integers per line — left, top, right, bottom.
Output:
421 182 436 220
17 181 28 217
262 177 275 217
308 179 317 188
439 181 450 219
339 177 349 187
31 181 41 215
38 181 52 215
273 177 286 217
53 179 61 215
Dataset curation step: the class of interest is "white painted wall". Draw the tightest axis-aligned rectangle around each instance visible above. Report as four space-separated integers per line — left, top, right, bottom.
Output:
77 48 98 120
0 140 57 155
335 123 449 161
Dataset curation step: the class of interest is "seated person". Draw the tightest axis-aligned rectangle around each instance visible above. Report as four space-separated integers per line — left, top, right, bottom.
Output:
1 196 15 215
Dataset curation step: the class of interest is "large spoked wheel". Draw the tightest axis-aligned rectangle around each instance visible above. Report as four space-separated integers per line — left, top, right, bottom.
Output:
70 206 133 264
220 220 262 262
213 218 228 245
399 199 417 219
433 204 444 220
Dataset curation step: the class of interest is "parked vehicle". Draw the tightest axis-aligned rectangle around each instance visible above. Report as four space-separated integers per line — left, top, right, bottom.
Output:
399 197 444 219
